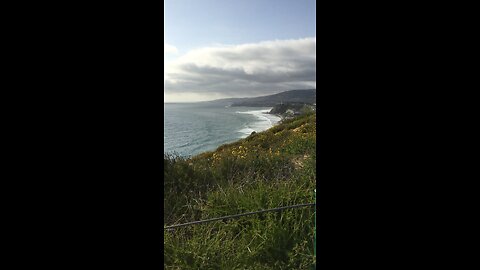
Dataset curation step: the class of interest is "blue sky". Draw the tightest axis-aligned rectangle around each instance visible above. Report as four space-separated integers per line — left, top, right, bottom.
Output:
165 0 316 102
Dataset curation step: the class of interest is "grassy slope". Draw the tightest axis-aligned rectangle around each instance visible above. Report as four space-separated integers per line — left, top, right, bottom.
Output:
164 112 316 269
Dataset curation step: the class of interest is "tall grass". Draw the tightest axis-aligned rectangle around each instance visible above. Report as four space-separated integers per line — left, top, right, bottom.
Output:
164 112 316 269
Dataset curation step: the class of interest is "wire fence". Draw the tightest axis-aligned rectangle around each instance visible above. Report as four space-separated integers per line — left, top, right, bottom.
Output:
164 202 316 231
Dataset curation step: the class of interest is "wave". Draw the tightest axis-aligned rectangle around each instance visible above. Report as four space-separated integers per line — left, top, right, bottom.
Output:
177 142 190 148
237 127 256 138
236 109 281 138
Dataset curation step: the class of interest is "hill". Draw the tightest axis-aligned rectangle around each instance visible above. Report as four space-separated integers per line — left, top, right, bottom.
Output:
200 89 316 107
164 112 316 269
268 102 316 118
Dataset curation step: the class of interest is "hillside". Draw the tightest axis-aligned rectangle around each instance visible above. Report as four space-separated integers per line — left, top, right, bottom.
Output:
269 103 316 118
201 89 316 107
164 112 316 269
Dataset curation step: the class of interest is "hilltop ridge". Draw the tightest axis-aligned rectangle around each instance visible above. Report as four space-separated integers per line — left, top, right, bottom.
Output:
201 89 316 107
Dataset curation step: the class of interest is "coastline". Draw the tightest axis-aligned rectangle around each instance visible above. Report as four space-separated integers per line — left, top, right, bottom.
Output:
189 113 281 158
165 105 282 158
235 108 281 138
265 112 284 124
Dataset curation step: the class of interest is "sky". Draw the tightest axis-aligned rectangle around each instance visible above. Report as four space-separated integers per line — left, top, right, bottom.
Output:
164 0 316 102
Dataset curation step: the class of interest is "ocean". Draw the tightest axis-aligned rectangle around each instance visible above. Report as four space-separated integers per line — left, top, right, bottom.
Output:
164 103 281 157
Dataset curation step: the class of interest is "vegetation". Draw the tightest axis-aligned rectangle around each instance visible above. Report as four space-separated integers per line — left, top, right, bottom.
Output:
268 102 316 118
164 112 316 269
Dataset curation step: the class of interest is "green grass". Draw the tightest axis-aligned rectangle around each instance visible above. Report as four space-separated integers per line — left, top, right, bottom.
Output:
164 112 316 269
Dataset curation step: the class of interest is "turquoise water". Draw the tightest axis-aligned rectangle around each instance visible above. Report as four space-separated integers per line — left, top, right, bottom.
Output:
164 103 281 157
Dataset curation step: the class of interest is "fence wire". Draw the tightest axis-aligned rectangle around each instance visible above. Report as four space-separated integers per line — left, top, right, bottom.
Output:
164 202 316 230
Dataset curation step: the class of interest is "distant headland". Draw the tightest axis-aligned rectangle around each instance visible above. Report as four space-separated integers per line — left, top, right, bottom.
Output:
199 89 316 107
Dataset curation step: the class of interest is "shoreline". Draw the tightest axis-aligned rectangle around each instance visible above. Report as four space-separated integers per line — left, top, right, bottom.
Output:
165 106 283 158
235 108 281 137
264 111 284 124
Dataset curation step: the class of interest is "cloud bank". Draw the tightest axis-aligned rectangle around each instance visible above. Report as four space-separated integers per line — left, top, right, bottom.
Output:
165 37 316 102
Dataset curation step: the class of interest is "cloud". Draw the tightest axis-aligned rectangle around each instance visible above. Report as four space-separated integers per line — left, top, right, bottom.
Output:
164 43 178 54
165 37 316 101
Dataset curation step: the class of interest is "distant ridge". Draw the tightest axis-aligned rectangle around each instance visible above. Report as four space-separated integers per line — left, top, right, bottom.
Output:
201 89 316 107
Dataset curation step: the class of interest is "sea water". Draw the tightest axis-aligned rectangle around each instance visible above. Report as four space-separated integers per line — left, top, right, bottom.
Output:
164 103 281 157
